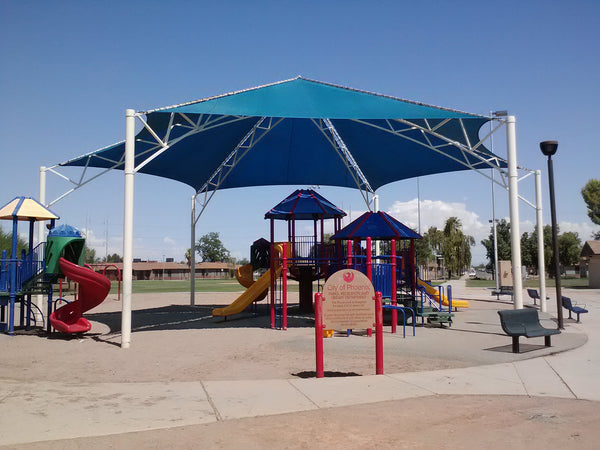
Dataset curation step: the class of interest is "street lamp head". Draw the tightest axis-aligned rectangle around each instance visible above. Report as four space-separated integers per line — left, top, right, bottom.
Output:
540 140 558 157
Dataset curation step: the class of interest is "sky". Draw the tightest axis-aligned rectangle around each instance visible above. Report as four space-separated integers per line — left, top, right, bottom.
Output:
1 0 599 266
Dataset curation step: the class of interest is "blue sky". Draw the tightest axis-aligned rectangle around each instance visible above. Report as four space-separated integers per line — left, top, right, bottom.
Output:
1 0 598 265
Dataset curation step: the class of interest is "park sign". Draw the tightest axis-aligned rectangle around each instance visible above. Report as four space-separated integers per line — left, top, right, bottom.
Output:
322 269 375 329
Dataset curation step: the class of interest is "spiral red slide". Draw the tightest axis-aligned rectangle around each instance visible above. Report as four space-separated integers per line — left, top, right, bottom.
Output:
49 257 111 334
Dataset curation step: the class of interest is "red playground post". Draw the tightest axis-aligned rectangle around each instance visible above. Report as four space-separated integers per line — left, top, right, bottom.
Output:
282 242 288 330
346 240 352 268
391 239 397 334
102 264 121 301
366 237 373 337
366 236 372 281
314 292 324 378
375 291 383 375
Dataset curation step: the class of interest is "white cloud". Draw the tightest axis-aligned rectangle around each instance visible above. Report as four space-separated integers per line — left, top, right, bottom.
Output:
81 227 122 260
163 236 176 246
558 221 599 241
387 198 490 265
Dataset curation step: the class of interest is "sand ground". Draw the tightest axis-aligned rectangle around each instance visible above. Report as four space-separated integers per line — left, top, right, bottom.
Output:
1 283 598 449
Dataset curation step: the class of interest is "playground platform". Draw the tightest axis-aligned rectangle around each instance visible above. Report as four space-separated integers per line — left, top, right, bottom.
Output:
1 279 599 447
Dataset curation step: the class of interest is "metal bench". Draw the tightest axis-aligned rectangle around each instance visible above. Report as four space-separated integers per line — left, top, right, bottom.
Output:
526 288 548 306
561 296 588 323
497 309 560 353
492 286 513 300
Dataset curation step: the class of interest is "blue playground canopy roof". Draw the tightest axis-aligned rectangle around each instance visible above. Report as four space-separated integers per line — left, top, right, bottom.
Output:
331 211 422 240
265 189 346 220
59 77 501 193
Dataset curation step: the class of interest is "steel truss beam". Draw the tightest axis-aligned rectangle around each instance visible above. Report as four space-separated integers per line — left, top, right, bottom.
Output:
352 117 539 209
193 116 284 223
44 112 249 206
311 118 375 209
353 117 509 184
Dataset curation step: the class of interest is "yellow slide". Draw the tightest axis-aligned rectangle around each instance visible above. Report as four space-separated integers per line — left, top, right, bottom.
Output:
417 278 469 308
212 267 282 317
236 263 256 288
235 263 268 301
212 243 284 317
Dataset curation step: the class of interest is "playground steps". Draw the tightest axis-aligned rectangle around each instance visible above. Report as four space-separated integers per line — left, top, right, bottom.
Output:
21 272 52 296
415 305 454 326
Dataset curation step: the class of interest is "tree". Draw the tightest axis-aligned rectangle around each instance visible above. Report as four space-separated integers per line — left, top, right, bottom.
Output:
481 219 512 271
441 217 475 278
581 179 600 226
195 232 231 262
520 225 553 275
425 226 444 256
103 253 122 263
520 231 536 269
414 235 433 266
419 226 445 275
84 245 98 264
185 248 192 267
558 231 582 268
0 225 27 256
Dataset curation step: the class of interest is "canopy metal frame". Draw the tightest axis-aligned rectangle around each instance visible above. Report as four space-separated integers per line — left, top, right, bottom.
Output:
38 104 548 349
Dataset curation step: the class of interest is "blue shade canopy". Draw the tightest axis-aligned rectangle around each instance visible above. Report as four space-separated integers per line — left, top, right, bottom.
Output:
265 189 346 220
331 211 422 240
59 77 499 193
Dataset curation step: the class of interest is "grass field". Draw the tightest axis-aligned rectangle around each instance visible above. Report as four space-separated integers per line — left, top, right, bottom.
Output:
465 277 590 289
105 278 303 295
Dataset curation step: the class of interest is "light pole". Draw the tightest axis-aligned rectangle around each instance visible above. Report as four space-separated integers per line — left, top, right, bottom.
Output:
540 140 563 329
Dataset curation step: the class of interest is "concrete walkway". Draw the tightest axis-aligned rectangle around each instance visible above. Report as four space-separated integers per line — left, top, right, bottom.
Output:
1 282 598 446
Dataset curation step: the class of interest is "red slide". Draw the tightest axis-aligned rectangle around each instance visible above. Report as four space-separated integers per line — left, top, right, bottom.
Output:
49 257 111 334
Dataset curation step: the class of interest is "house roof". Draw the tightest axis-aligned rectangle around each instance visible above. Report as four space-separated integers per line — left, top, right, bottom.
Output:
581 240 600 257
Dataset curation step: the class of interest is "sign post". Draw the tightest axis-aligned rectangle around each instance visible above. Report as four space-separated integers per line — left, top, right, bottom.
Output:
315 269 384 378
315 292 325 378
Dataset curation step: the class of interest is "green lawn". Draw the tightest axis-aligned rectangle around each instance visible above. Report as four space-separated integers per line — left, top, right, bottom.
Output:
107 278 304 294
466 277 589 289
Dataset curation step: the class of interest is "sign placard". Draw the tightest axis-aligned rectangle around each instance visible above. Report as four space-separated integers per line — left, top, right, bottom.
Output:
322 269 375 329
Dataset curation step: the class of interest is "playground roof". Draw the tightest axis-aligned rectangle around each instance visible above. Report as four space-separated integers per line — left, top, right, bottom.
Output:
331 211 422 240
265 189 346 220
0 197 59 222
57 77 502 194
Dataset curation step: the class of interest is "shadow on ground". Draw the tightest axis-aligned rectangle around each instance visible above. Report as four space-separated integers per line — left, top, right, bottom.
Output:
86 303 315 335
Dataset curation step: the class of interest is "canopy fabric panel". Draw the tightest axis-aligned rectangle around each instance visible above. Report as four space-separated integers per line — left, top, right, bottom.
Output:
0 197 59 221
265 189 346 220
59 77 501 193
331 211 422 240
155 77 479 119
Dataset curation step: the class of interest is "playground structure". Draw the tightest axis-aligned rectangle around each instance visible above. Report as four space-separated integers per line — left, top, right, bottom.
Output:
0 197 110 335
212 190 467 330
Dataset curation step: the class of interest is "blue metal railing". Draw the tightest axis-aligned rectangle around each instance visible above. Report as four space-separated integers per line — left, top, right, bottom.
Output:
0 250 8 292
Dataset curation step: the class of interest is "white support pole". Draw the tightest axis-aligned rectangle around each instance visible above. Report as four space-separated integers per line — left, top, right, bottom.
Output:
535 170 547 312
373 194 380 256
506 116 523 309
121 109 136 349
190 194 196 306
36 166 47 321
